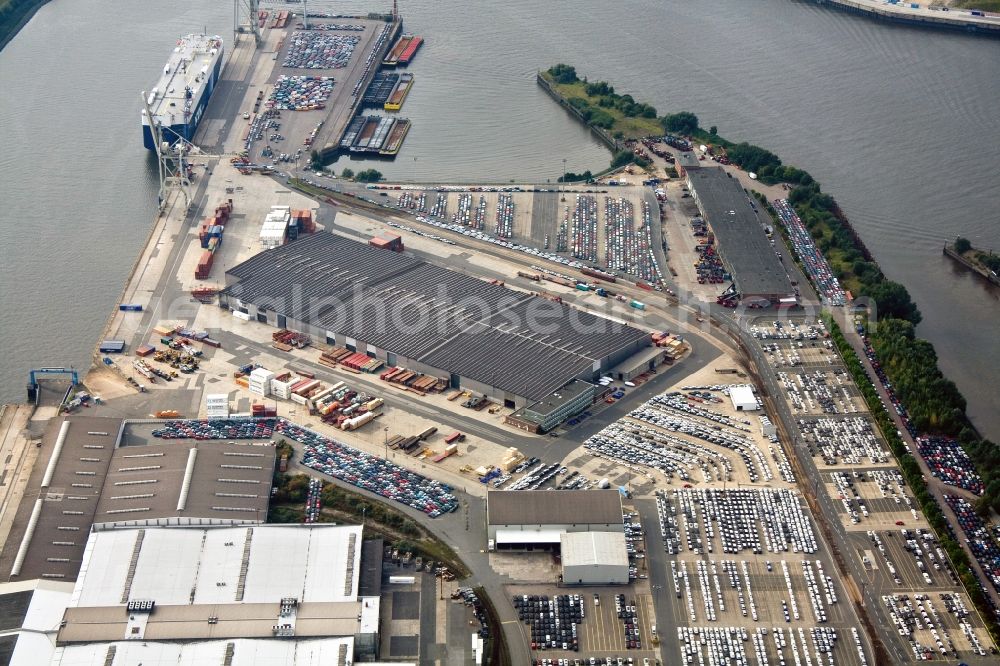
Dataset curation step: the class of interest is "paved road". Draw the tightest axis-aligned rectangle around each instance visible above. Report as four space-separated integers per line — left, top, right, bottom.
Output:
831 308 1000 619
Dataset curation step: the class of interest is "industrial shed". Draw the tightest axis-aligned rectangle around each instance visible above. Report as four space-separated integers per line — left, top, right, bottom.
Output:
560 531 630 585
93 440 275 529
220 233 651 407
53 525 381 661
729 384 759 411
685 166 795 304
505 380 597 433
486 490 624 550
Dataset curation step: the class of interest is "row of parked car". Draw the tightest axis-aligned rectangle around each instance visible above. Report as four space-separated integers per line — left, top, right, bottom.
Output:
454 588 491 639
943 494 1000 594
671 488 818 555
679 625 854 666
798 416 890 466
151 418 275 440
275 419 459 517
570 195 599 263
772 199 846 306
613 594 642 650
515 594 584 652
915 435 984 495
779 369 858 415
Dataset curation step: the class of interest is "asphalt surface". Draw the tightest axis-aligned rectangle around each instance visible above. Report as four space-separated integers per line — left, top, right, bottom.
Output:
100 30 996 662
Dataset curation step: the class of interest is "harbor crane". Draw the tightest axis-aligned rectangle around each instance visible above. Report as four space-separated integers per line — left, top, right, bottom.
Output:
27 367 79 403
142 91 257 212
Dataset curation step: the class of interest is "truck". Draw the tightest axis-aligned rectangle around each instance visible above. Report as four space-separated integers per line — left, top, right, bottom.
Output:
389 575 415 584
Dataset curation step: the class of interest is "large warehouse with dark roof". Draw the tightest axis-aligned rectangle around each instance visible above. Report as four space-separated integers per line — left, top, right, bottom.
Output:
219 233 650 407
685 166 795 304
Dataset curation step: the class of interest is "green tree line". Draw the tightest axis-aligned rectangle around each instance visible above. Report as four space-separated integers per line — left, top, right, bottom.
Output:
824 316 1000 642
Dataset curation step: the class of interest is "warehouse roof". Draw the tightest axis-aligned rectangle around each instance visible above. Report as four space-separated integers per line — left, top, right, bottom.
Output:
58 602 363 642
560 531 629 568
729 384 758 410
93 441 274 527
487 490 623 526
50 638 355 666
0 417 122 583
0 580 74 666
71 525 365 608
222 234 650 400
686 167 793 298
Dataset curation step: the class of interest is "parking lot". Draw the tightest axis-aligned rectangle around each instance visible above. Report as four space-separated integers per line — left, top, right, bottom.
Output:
826 468 920 531
801 415 893 468
509 585 659 663
886 591 992 661
384 184 662 281
777 369 867 415
580 374 792 492
657 178 723 302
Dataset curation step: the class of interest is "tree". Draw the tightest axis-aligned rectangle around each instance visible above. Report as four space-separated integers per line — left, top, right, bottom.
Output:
727 142 782 174
660 111 699 135
709 125 718 136
310 150 322 171
355 169 383 183
978 252 1000 273
548 63 578 84
954 237 972 254
340 167 355 180
862 280 922 325
610 150 634 169
585 81 614 96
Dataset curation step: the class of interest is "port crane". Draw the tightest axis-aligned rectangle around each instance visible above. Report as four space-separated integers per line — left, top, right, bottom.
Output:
142 91 261 212
27 367 80 403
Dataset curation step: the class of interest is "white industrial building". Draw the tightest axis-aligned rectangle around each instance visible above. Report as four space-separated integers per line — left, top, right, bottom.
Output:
51 638 356 666
486 490 624 550
0 579 75 666
560 531 630 585
44 524 382 664
729 384 759 411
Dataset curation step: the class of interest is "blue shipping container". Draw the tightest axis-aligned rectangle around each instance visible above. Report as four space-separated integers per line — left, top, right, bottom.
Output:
119 304 143 312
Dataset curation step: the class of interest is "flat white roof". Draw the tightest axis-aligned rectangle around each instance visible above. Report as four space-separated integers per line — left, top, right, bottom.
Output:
193 526 249 604
6 580 75 666
729 384 758 410
51 637 354 666
73 529 138 606
560 531 629 568
72 525 364 608
494 528 564 544
130 528 205 604
360 596 380 634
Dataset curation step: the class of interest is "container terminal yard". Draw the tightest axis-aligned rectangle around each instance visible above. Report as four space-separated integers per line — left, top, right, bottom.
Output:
0 5 998 666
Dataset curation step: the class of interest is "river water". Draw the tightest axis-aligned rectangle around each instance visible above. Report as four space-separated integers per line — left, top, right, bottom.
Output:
1 0 998 437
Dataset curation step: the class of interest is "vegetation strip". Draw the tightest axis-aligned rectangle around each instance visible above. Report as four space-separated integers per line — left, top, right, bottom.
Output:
542 61 1000 639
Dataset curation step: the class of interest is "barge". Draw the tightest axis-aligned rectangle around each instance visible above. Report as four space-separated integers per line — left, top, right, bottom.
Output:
142 34 224 150
379 118 410 155
397 36 423 65
383 34 414 66
362 72 400 108
384 73 413 111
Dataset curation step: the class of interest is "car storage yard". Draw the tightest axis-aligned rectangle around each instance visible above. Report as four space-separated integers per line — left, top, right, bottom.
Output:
508 585 660 664
753 314 996 664
382 183 664 281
